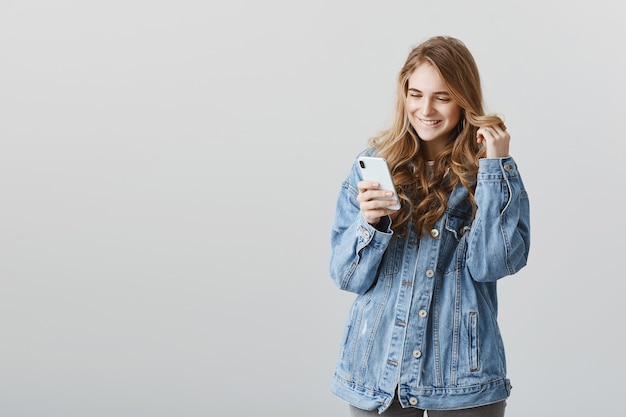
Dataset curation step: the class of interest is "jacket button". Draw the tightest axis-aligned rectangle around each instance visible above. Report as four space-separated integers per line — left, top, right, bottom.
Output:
425 269 434 278
413 349 422 358
429 229 439 238
409 397 418 406
418 310 427 318
363 230 370 239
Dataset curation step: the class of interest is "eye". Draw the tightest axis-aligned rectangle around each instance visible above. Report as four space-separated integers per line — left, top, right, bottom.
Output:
436 95 451 102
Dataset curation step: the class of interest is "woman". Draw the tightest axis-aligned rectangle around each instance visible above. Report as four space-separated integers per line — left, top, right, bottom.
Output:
329 36 530 416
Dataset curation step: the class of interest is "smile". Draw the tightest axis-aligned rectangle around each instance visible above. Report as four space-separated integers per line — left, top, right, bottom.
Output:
420 119 441 126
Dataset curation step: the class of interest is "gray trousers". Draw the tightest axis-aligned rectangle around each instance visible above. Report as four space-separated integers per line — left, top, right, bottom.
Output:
349 400 506 417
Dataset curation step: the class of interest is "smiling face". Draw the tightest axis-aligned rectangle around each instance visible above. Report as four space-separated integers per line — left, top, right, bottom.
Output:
405 62 462 160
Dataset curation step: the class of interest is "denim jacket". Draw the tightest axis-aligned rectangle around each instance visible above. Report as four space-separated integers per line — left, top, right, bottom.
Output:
329 150 530 412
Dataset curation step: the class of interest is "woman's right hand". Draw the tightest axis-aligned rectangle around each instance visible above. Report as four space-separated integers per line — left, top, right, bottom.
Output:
357 181 398 225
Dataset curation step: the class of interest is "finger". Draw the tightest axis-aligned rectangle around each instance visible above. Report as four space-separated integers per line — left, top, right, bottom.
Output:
363 207 393 225
362 204 397 223
492 124 507 135
358 190 394 206
480 124 507 136
357 180 380 193
477 126 500 140
476 127 491 142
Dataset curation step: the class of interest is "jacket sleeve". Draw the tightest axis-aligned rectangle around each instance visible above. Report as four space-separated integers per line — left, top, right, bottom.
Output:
466 157 531 282
329 158 393 295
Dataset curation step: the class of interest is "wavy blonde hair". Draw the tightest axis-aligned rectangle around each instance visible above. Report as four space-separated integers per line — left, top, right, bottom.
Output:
370 36 505 236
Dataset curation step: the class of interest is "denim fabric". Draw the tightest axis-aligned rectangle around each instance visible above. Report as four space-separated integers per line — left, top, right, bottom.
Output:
329 149 530 413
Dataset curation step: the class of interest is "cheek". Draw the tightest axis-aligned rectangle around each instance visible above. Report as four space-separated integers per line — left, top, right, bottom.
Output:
448 106 462 122
405 100 417 114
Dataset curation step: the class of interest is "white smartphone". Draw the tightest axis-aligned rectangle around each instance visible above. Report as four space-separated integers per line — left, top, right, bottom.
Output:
357 156 401 210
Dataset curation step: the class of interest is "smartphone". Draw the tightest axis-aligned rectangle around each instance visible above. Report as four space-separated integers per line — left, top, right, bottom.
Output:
357 156 401 210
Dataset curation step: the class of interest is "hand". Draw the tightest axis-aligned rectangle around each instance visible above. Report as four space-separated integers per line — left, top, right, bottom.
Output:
356 181 398 225
476 124 510 158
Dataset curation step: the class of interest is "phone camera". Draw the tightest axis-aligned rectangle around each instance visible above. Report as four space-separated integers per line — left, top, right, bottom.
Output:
359 160 365 168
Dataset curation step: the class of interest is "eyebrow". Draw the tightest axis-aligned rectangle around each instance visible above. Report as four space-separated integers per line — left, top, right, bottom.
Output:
407 87 450 95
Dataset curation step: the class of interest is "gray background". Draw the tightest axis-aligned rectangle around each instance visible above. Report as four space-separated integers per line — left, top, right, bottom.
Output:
1 1 624 416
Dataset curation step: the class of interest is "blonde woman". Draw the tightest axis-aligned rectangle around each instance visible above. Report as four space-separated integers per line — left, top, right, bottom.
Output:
329 36 530 416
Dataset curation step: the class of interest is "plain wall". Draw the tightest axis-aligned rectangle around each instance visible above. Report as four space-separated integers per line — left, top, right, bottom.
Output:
1 1 625 416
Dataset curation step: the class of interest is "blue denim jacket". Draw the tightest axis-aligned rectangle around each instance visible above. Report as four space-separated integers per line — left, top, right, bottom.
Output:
329 150 530 412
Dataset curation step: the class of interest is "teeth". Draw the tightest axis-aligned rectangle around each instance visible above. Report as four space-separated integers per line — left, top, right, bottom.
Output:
421 120 440 125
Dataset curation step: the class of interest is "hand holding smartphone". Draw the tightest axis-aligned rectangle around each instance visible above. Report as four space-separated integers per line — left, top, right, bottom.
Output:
358 156 401 210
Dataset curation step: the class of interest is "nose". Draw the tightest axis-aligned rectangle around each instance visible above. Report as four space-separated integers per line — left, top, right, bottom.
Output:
421 98 434 116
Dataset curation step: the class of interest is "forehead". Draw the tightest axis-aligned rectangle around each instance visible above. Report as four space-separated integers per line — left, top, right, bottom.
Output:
407 62 447 91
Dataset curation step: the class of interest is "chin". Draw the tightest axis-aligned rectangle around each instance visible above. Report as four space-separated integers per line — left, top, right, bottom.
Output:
417 133 437 142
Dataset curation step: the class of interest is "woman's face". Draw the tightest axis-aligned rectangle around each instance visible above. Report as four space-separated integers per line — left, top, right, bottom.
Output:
405 62 462 159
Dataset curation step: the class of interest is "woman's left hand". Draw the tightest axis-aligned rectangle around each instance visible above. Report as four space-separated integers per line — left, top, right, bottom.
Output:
477 124 510 158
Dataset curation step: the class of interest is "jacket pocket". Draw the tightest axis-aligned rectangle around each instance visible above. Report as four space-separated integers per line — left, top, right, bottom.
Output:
439 213 472 274
468 311 480 372
339 294 371 365
444 212 472 241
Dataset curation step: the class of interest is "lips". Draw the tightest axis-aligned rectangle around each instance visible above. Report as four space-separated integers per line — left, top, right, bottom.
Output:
420 119 441 126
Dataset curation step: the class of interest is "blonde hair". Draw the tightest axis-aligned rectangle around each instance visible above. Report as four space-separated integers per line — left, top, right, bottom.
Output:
370 35 505 236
